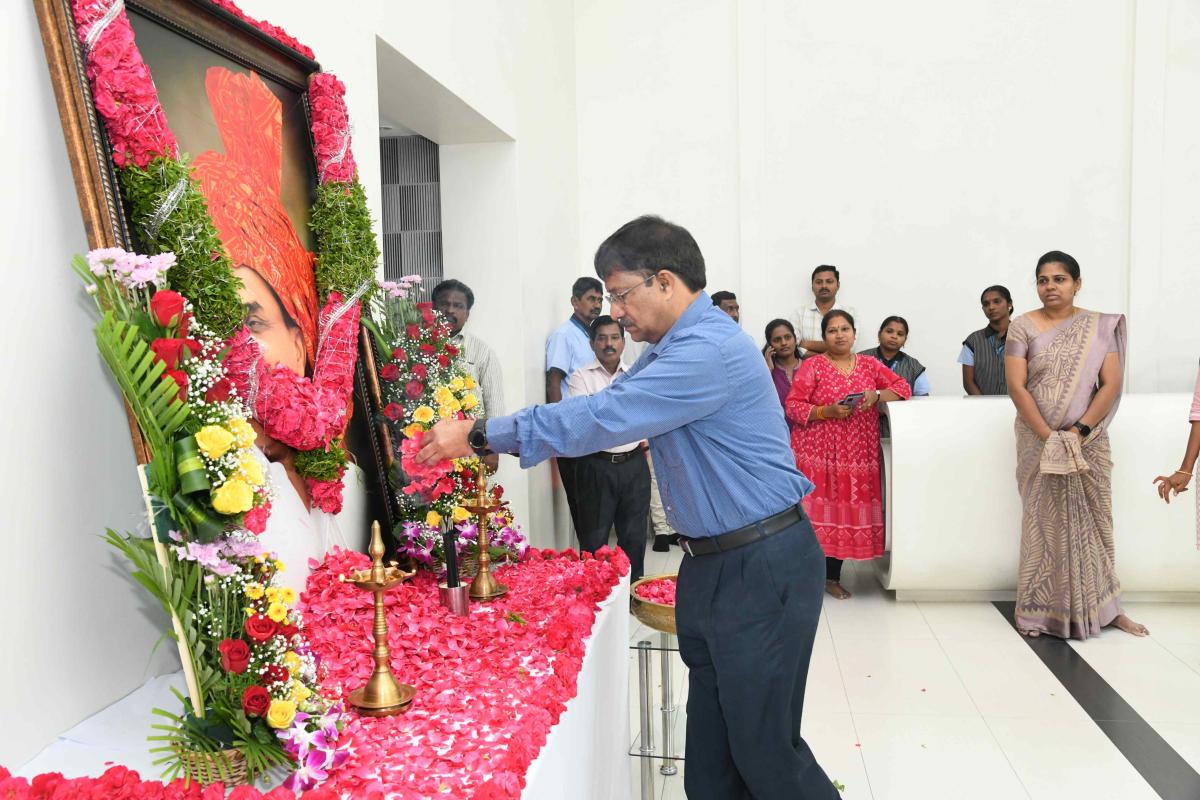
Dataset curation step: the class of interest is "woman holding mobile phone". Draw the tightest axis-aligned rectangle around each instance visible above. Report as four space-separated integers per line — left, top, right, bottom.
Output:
785 310 911 598
764 319 803 425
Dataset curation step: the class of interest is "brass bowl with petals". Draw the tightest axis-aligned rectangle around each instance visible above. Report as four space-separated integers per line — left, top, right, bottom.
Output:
630 573 678 635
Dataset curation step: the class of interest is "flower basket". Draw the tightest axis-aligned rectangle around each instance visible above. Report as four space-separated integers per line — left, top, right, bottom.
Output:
630 574 678 635
173 745 249 786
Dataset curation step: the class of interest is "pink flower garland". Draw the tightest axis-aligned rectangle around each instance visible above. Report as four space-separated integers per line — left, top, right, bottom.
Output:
207 0 316 59
70 0 177 167
308 74 357 184
297 546 629 798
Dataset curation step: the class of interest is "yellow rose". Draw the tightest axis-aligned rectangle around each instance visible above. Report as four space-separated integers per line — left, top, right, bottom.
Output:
244 583 265 600
235 455 264 487
450 377 465 391
283 651 302 674
212 478 253 514
280 587 297 605
452 506 471 522
464 375 477 390
266 698 297 730
404 422 425 438
434 386 455 406
413 406 435 424
426 510 443 527
461 393 478 411
438 405 456 420
195 425 235 460
267 601 288 623
290 680 312 704
227 417 256 449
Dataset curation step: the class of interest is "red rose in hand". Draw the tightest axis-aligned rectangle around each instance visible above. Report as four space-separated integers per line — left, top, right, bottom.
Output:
150 290 186 328
405 380 425 400
260 664 290 686
164 370 188 401
242 685 270 718
411 363 428 380
392 347 407 361
405 324 421 340
244 613 277 643
218 638 250 674
380 364 401 381
205 376 233 404
383 403 403 421
437 354 450 368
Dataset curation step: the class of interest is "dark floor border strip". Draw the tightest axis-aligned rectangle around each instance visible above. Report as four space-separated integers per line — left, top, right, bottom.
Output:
993 601 1200 800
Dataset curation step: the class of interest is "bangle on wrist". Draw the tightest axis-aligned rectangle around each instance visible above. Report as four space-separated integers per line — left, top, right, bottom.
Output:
815 406 825 420
1174 469 1192 477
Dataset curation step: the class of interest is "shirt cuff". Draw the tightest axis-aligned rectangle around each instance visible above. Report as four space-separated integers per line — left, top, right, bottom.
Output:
486 415 519 455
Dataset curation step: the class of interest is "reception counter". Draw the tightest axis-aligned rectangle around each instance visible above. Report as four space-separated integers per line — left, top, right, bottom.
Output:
879 394 1200 600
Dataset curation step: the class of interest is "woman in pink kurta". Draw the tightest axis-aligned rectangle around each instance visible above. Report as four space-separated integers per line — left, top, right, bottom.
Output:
785 310 911 599
1153 361 1200 548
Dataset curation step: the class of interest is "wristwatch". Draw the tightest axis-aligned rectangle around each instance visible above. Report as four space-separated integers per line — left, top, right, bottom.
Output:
468 418 490 456
1072 421 1092 438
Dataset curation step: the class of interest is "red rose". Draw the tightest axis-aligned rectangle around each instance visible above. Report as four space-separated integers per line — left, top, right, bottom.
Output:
416 302 434 311
218 638 250 674
205 376 233 404
419 343 436 356
244 613 277 643
229 787 269 800
241 685 270 717
411 363 428 380
380 364 401 381
383 403 403 421
445 344 460 357
150 290 186 328
278 623 299 641
437 354 450 368
405 324 421 340
420 306 436 326
405 380 425 400
150 338 185 369
391 347 407 361
164 369 188 402
260 664 290 686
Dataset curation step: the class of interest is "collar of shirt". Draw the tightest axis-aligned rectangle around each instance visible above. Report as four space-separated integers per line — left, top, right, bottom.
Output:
641 292 713 364
579 357 628 379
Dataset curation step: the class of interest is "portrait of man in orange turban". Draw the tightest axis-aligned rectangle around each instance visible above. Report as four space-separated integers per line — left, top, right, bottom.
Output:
193 66 319 377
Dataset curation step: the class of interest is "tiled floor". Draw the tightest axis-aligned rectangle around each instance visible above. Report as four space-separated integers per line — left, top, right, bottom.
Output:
626 551 1190 800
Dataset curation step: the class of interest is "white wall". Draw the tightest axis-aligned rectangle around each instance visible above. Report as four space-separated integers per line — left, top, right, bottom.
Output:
573 0 1200 395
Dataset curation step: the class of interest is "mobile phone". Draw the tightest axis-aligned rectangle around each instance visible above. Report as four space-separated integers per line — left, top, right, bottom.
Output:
839 392 865 408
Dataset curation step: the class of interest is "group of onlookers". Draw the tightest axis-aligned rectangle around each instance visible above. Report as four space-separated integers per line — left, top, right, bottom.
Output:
438 247 1164 640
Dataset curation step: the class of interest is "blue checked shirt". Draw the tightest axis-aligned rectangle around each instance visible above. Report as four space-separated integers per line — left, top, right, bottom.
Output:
488 293 814 537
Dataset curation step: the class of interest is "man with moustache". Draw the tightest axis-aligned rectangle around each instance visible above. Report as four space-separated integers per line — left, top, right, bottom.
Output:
545 276 605 530
795 265 855 358
566 315 650 583
417 216 838 800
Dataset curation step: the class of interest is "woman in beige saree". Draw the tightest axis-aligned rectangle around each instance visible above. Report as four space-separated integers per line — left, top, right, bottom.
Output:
1005 251 1148 640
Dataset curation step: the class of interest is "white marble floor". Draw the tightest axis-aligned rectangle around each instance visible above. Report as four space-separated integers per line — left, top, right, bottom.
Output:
626 547 1197 800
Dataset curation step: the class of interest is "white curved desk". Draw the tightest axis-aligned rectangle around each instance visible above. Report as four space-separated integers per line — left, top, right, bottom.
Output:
879 395 1200 600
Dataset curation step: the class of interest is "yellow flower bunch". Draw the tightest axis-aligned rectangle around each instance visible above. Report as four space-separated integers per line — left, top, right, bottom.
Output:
413 406 435 424
195 425 235 459
461 393 479 411
245 583 265 600
212 478 253 514
267 601 288 623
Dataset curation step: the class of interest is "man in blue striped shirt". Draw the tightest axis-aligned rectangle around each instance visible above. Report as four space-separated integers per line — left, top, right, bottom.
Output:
419 216 838 799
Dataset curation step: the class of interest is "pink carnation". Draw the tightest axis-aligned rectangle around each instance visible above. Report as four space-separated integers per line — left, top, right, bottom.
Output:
635 576 677 606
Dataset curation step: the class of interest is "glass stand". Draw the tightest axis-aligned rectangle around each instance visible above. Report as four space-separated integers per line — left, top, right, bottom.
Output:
630 631 684 799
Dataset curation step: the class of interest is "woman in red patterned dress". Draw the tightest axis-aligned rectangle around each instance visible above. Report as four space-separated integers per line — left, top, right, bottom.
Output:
785 311 912 599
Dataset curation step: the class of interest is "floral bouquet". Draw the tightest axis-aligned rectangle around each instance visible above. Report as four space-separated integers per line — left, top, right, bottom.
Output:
364 280 528 574
72 248 342 785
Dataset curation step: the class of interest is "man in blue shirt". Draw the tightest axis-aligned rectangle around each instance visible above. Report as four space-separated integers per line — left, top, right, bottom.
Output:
419 216 838 799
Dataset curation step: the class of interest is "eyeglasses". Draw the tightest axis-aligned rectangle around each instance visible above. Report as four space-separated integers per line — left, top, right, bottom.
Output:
605 274 656 307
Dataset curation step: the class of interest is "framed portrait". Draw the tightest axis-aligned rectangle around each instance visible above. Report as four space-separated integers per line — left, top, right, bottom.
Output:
36 0 397 534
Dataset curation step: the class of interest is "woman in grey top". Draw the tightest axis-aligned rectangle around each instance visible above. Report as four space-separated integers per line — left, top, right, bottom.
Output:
960 285 1012 395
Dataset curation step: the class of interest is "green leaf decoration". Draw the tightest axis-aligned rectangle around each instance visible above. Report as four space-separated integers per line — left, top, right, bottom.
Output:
311 180 380 301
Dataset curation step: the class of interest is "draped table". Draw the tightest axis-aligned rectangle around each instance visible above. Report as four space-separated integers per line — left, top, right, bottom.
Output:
13 549 631 799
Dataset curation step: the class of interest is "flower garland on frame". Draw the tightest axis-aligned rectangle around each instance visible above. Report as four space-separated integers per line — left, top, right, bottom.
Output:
70 0 381 514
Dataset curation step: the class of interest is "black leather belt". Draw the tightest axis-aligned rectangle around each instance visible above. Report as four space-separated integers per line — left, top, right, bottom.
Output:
587 449 644 464
679 505 804 557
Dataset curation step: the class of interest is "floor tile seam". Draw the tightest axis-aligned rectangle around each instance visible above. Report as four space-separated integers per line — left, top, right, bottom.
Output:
915 602 1035 799
1065 634 1200 712
822 606 877 800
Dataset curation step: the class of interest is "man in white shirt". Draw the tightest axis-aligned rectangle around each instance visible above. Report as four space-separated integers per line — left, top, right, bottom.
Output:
433 279 505 472
795 265 856 358
567 315 650 582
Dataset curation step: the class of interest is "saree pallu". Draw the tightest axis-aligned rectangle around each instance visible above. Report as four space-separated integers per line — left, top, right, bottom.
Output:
1009 311 1126 639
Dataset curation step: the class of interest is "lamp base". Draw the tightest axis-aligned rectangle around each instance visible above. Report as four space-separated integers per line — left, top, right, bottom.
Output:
469 569 508 601
348 683 415 717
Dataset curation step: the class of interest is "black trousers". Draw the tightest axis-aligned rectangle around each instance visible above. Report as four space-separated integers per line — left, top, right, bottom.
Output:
572 450 650 583
676 513 839 800
556 456 583 532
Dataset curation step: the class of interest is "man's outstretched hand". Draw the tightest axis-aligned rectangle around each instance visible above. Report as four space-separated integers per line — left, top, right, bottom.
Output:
416 418 476 464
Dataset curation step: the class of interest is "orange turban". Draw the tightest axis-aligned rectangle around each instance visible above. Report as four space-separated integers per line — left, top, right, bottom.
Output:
193 67 318 366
